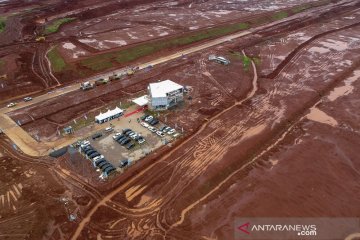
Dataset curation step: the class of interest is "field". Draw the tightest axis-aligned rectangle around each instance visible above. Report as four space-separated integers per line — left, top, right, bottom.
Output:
0 0 360 239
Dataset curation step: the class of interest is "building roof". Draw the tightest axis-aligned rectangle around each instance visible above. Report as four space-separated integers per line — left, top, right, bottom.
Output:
132 95 149 106
149 80 183 98
95 107 123 122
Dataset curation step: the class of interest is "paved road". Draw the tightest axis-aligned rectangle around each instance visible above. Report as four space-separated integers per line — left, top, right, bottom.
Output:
0 29 253 156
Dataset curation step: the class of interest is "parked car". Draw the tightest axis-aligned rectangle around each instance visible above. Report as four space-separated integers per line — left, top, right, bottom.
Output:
150 119 159 126
126 142 135 150
86 150 97 156
173 133 181 138
148 126 157 133
7 102 16 108
120 138 131 145
128 132 137 137
122 128 131 134
145 115 153 122
120 159 129 168
163 127 171 133
159 125 167 131
92 133 102 140
141 122 149 128
94 159 106 167
156 131 165 137
112 133 122 140
140 115 148 121
84 148 94 154
167 129 176 135
117 136 127 143
138 138 145 144
89 152 100 159
105 127 113 133
125 130 134 136
93 155 104 162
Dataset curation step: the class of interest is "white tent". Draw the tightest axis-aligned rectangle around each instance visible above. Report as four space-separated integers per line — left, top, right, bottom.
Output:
95 107 123 124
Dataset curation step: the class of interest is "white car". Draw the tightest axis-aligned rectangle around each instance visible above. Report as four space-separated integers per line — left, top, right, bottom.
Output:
23 97 32 102
156 131 165 137
145 115 153 122
7 102 16 108
167 129 176 135
105 127 113 133
112 133 121 139
93 155 104 162
130 133 138 140
148 126 157 133
138 138 145 144
163 126 171 133
141 122 149 128
173 133 180 138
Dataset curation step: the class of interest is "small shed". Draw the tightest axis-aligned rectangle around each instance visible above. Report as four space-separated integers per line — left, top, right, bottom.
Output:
63 126 74 135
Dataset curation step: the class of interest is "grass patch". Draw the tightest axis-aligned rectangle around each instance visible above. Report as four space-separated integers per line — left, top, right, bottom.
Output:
47 47 67 72
241 55 252 71
44 17 75 35
272 11 288 21
0 17 6 33
0 59 4 70
292 5 310 13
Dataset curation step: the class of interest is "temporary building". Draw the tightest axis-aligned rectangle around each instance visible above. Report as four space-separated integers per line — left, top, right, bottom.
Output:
132 95 149 107
148 80 184 110
95 107 123 124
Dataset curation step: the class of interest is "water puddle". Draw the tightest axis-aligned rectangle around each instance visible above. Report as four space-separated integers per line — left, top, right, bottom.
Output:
306 107 338 126
328 70 360 101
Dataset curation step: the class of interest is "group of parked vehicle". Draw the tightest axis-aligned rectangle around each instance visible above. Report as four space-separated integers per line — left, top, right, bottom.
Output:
6 96 32 108
139 114 180 138
112 128 145 150
80 141 116 178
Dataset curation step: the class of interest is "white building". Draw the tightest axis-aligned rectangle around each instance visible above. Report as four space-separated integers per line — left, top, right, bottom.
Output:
95 107 123 124
148 80 184 110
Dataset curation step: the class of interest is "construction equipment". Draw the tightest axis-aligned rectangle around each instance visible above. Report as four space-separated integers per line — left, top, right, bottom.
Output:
80 81 94 90
95 78 109 86
36 36 46 41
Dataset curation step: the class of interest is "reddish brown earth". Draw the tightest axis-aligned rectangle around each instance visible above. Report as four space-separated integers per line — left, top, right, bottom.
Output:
1 0 360 239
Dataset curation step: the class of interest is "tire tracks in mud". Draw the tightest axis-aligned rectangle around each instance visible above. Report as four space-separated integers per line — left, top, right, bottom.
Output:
263 20 360 79
167 59 360 232
69 51 259 240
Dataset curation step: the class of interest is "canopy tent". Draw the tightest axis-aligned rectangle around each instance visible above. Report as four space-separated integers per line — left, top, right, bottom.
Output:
95 107 123 124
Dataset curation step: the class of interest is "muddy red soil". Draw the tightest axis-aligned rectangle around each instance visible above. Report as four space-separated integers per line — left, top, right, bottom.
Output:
0 137 97 239
71 9 360 240
1 0 353 103
1 0 360 240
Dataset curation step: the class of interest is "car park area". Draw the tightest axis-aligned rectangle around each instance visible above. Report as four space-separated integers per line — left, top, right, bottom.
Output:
77 111 181 178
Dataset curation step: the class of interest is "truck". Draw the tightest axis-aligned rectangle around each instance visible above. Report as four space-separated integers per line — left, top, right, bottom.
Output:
95 78 109 86
80 81 94 90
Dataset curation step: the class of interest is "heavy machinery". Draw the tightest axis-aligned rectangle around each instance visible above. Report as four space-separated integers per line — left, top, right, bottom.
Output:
80 81 94 90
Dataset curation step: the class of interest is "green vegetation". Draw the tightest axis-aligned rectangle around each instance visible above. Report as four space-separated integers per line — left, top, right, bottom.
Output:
47 47 67 72
241 55 252 71
44 17 75 34
0 59 4 70
292 5 310 13
0 17 6 33
272 11 288 21
230 52 261 70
